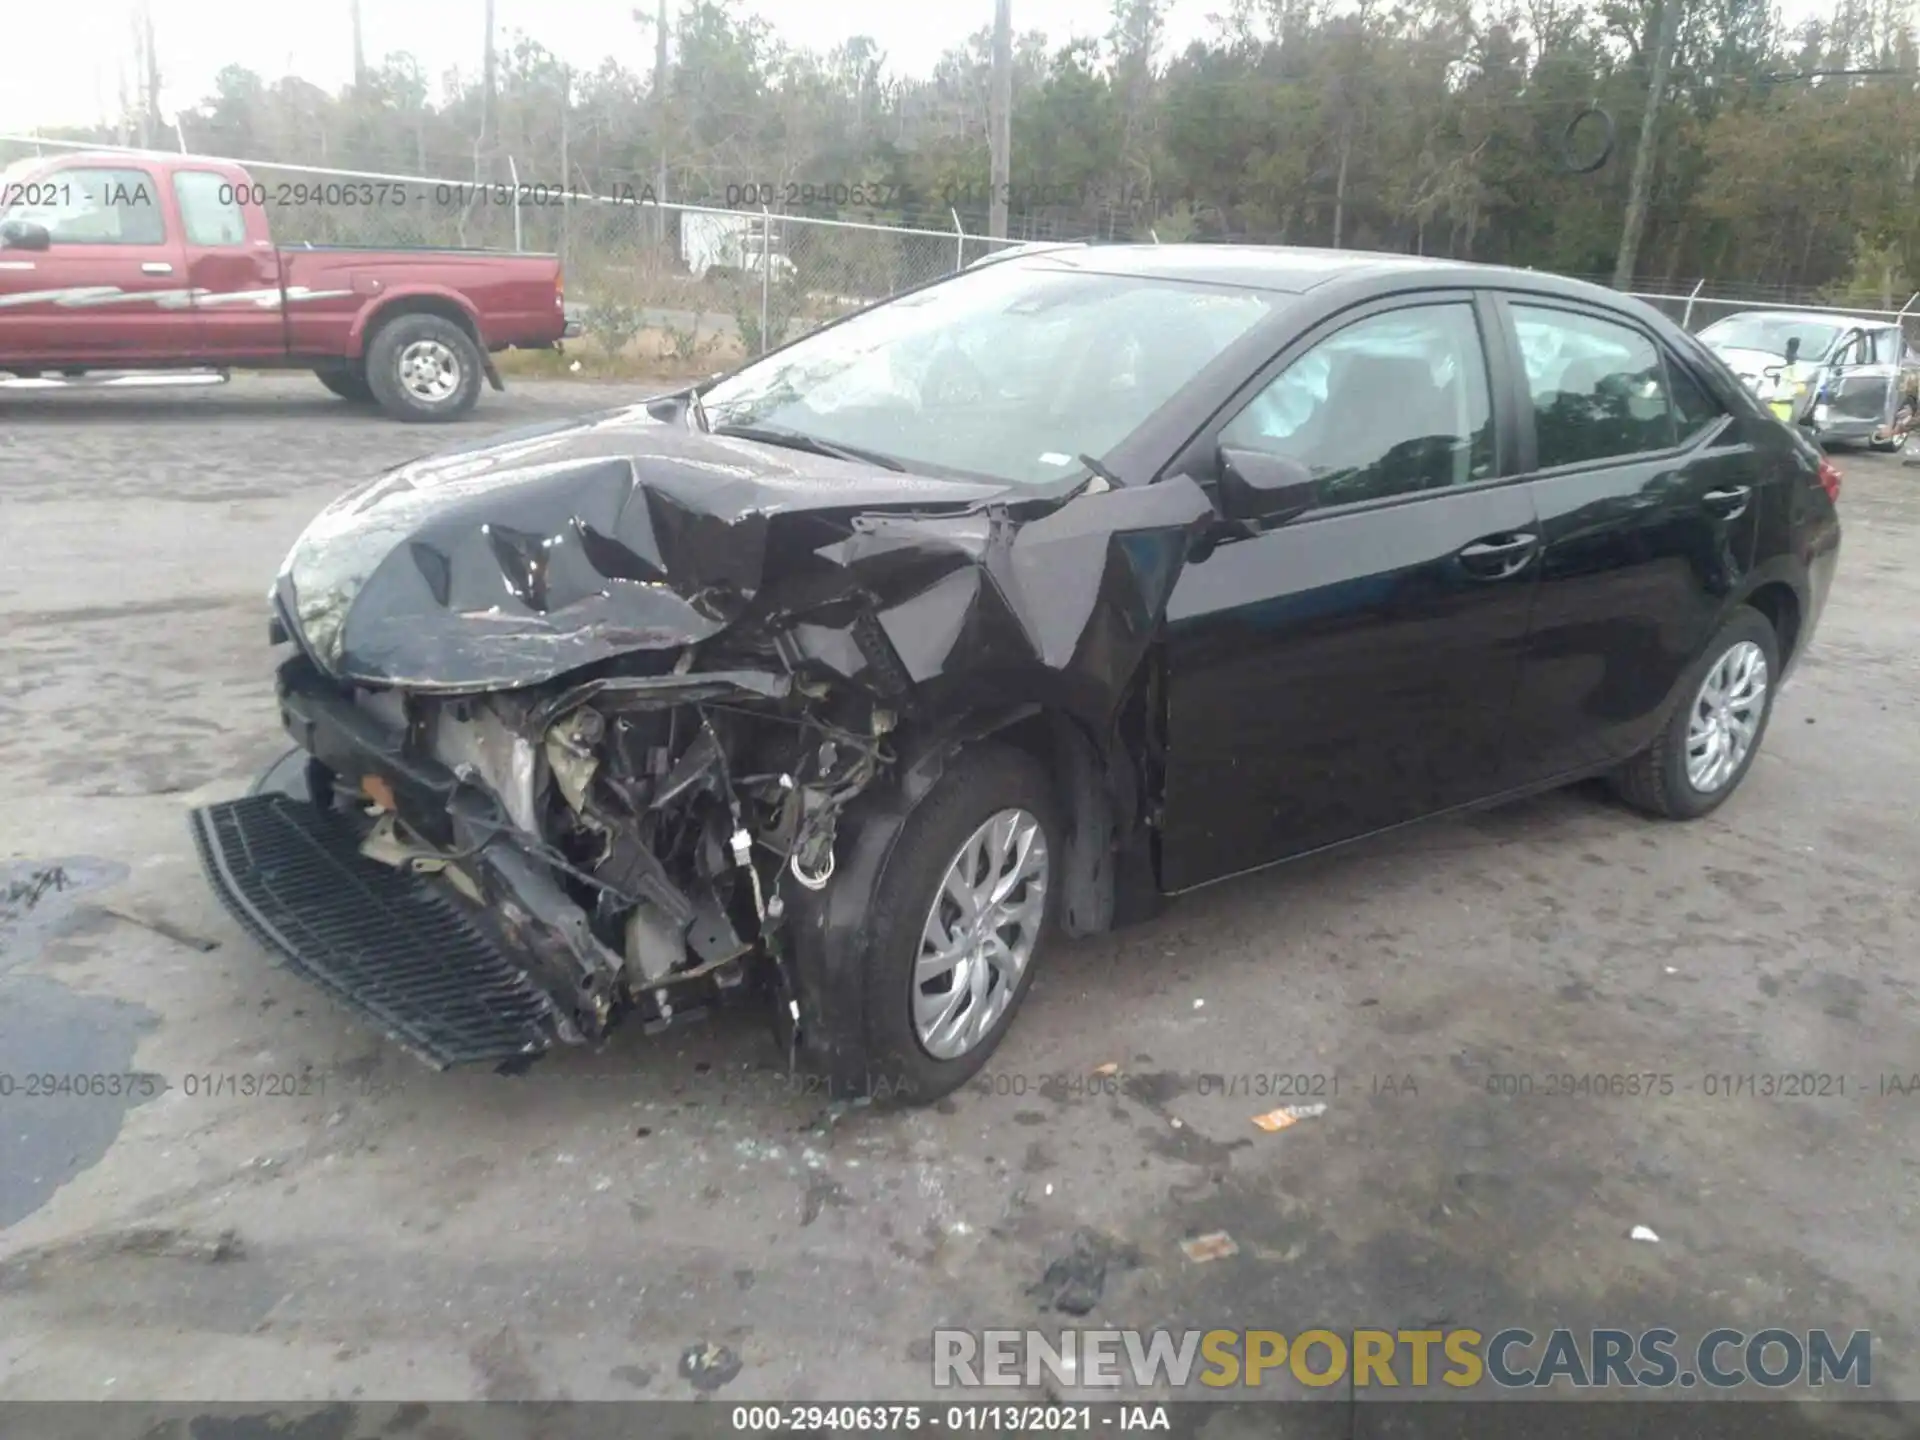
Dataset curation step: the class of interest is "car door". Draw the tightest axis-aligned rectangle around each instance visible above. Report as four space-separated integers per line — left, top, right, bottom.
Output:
1817 326 1894 440
1156 291 1540 892
1496 296 1761 784
173 167 286 360
0 161 191 363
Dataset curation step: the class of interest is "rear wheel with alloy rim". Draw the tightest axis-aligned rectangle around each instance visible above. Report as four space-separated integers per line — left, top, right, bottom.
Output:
365 312 484 423
1611 606 1780 819
860 744 1061 1103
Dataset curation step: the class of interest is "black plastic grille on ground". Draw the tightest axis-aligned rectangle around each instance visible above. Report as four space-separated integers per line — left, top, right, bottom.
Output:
190 794 557 1068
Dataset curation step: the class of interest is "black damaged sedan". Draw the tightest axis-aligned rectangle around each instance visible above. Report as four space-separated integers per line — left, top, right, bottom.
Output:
192 244 1842 1103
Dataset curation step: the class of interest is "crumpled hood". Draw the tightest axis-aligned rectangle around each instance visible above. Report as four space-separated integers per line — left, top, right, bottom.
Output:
277 401 1216 712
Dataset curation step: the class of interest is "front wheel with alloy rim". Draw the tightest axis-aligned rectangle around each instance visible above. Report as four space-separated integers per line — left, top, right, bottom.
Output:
365 312 484 423
859 744 1062 1104
1610 606 1780 820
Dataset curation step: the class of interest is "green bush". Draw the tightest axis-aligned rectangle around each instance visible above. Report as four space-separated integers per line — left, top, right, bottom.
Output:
732 278 806 356
582 296 646 356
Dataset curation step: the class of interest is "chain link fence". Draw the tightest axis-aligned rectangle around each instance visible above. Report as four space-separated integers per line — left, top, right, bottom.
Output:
1600 276 1920 350
18 134 1920 363
0 135 1023 368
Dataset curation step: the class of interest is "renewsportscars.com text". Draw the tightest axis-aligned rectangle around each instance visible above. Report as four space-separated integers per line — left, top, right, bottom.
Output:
932 1327 1872 1391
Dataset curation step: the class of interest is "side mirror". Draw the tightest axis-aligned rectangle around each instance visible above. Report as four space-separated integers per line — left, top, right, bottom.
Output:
0 219 51 251
1216 445 1320 525
1783 338 1801 365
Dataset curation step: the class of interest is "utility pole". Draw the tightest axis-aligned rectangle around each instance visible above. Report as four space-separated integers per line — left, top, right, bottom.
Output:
654 0 670 245
481 0 497 171
350 0 368 90
1614 0 1680 289
131 0 160 149
989 0 1012 238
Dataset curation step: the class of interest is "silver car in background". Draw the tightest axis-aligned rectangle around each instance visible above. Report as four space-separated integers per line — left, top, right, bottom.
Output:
1699 309 1920 452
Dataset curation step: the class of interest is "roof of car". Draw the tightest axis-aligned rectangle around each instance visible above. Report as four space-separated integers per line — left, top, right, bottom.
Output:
1706 307 1892 329
1009 243 1642 306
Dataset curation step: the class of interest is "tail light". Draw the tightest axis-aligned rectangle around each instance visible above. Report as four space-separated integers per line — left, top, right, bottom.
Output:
555 270 565 309
1816 455 1842 503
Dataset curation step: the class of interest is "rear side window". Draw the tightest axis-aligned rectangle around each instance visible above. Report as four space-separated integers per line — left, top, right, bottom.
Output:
1871 328 1901 365
1512 304 1676 467
4 167 163 245
174 171 248 246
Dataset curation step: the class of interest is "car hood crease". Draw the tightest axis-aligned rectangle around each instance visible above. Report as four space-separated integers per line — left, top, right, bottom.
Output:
278 404 1218 716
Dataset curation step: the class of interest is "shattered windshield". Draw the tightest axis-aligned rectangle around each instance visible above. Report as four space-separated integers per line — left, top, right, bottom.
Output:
1700 315 1843 362
699 263 1278 485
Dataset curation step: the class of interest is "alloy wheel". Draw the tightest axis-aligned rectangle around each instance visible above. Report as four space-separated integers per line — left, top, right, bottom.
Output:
1684 640 1768 794
397 339 461 403
912 808 1049 1061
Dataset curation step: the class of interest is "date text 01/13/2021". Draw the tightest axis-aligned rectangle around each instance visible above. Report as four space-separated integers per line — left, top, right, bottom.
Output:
0 1070 330 1100
728 1405 1170 1431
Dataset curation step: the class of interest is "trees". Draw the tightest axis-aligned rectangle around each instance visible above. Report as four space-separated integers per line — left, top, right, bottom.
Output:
103 0 1920 295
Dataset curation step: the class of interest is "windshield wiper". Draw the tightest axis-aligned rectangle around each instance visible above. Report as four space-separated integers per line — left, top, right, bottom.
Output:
709 423 906 472
1075 453 1122 493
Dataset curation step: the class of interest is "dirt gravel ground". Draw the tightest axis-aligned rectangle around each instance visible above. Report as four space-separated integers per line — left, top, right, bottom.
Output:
0 376 1916 1407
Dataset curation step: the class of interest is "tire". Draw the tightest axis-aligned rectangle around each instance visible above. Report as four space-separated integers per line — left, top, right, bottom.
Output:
1610 606 1781 820
313 364 374 403
858 744 1063 1106
364 312 483 423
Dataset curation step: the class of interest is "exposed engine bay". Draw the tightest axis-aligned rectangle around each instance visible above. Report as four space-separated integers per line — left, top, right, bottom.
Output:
329 645 896 1052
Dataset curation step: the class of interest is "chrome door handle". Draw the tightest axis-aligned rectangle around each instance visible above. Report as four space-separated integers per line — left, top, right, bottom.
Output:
141 261 173 274
1456 531 1539 579
1703 486 1751 518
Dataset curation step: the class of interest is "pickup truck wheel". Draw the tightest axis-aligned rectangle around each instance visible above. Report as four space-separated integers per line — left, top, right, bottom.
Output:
365 313 483 422
858 744 1062 1106
313 364 375 403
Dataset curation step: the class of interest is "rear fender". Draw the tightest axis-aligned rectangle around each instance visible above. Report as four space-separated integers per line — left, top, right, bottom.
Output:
348 286 486 357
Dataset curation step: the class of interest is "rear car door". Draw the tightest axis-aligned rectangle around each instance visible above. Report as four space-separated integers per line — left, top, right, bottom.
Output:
0 162 190 363
1157 291 1541 891
1496 296 1760 783
174 167 286 360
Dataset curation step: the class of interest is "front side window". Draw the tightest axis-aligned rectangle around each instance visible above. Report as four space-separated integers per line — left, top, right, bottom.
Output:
1831 331 1869 367
174 171 248 246
1512 305 1676 468
1217 302 1495 507
1 167 164 245
699 262 1279 486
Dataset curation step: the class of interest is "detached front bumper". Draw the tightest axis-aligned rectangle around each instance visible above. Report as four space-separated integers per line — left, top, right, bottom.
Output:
188 656 625 1068
191 791 564 1067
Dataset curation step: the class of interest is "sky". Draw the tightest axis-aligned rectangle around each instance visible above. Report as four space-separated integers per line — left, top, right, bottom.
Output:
0 0 1837 137
0 0 1232 134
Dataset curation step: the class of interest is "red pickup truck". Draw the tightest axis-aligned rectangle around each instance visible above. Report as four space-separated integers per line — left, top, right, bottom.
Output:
0 151 572 421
